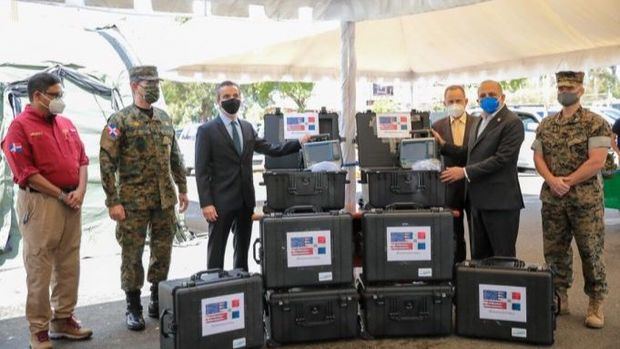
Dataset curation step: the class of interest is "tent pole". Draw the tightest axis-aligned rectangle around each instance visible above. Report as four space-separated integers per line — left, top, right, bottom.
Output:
340 21 357 209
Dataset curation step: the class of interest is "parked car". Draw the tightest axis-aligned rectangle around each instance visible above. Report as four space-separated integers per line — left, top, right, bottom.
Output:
177 120 265 176
177 123 201 175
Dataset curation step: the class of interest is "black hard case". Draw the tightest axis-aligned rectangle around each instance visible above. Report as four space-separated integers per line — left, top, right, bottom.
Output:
266 287 359 345
255 209 353 289
264 109 340 170
362 206 454 283
455 258 557 345
261 170 347 213
159 269 264 349
362 169 446 209
361 283 453 338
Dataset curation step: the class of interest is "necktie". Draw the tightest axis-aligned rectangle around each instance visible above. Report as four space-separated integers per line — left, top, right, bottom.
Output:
231 120 242 155
452 118 464 146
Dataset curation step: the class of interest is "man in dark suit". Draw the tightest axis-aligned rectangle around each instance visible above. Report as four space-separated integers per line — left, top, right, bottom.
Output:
195 81 310 270
433 80 524 259
431 85 477 263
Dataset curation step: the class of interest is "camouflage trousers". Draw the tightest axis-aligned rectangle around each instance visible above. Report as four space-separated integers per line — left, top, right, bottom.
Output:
541 201 607 299
116 207 176 292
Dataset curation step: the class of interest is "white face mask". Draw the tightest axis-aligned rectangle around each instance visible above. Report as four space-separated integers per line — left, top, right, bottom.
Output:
40 94 66 115
445 103 465 118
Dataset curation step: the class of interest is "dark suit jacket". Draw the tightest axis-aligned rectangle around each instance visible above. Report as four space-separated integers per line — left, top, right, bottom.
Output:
442 105 525 210
195 116 301 211
432 113 477 209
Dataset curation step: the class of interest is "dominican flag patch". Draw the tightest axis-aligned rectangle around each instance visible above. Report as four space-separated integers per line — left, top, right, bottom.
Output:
107 123 120 139
9 143 23 153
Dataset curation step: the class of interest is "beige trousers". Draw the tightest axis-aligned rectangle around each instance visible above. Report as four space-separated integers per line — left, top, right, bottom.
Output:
16 189 82 334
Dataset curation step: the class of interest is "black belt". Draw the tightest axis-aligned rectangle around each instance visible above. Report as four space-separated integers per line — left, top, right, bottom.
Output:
19 186 76 194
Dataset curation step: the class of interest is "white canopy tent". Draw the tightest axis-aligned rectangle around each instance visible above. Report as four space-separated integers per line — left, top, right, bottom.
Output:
8 0 620 207
171 0 620 84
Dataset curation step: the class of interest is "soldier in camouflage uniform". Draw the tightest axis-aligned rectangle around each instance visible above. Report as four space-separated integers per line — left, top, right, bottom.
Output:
99 66 188 331
531 71 611 329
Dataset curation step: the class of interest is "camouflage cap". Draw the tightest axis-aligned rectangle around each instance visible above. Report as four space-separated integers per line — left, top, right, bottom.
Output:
556 71 584 87
129 65 162 82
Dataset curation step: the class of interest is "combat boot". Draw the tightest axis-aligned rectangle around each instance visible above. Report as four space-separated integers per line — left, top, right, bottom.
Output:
148 283 159 319
585 298 604 329
125 290 145 331
557 289 569 315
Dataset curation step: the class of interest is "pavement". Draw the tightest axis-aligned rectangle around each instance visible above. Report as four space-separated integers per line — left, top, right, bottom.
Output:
1 173 619 348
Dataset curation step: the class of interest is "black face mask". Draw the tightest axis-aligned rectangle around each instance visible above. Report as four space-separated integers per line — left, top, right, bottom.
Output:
221 98 241 115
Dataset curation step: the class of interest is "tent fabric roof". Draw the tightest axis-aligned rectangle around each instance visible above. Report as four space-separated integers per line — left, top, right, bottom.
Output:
15 0 491 21
170 0 620 83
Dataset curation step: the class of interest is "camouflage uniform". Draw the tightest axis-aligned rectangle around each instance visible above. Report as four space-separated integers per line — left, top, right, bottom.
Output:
100 68 186 292
532 102 611 300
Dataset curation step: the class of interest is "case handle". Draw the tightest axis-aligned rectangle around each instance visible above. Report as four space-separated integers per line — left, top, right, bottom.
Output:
479 256 526 269
160 308 175 338
388 312 429 322
384 202 423 210
284 205 321 214
190 269 228 281
252 238 262 264
295 315 335 327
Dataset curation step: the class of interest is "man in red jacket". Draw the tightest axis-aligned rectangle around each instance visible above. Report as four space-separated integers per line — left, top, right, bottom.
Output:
2 72 93 349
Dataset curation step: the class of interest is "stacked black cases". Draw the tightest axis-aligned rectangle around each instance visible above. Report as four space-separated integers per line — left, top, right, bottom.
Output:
362 207 454 283
159 269 264 349
361 283 453 338
261 170 347 213
266 288 359 345
456 258 556 345
255 211 353 289
362 169 446 209
264 109 340 170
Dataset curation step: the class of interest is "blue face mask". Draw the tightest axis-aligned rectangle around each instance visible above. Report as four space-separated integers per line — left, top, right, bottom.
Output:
480 97 500 114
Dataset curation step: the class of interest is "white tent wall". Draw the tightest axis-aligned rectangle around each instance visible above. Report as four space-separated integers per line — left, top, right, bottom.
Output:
0 66 120 266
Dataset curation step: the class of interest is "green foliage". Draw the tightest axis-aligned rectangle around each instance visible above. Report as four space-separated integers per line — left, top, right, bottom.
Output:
499 78 528 93
371 98 400 113
160 81 217 125
278 82 314 111
587 67 620 98
161 80 315 126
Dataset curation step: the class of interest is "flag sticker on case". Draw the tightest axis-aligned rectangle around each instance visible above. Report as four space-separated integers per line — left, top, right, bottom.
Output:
202 293 245 336
286 230 332 268
386 226 431 261
479 284 527 323
284 112 319 139
376 113 411 138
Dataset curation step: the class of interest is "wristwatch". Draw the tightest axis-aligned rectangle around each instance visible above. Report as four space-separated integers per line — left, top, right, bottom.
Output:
58 191 67 202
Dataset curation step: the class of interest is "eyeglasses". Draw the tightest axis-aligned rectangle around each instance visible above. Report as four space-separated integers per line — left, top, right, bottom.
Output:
41 91 64 99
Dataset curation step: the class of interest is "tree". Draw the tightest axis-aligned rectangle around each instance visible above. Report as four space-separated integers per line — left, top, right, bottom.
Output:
499 78 528 93
160 81 217 125
370 98 400 113
277 82 314 111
